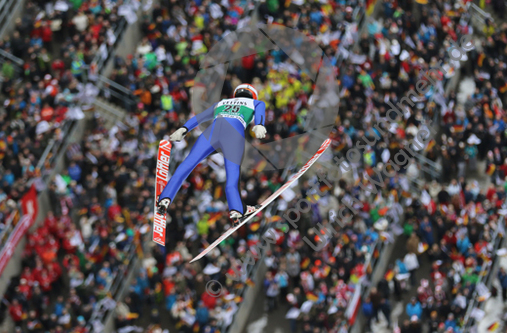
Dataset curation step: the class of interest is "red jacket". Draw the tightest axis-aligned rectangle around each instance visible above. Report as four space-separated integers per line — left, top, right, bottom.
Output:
201 291 217 309
108 204 122 221
40 106 54 122
19 284 32 300
9 304 24 322
41 24 52 42
21 268 35 286
63 254 80 269
242 54 255 70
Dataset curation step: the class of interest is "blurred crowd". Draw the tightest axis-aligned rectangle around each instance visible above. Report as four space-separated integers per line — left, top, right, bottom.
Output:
0 0 136 249
439 19 507 185
0 0 132 85
4 188 90 333
347 0 507 332
3 114 151 333
380 178 507 333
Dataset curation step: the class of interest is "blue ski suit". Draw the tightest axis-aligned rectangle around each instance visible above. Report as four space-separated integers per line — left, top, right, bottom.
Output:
159 97 266 215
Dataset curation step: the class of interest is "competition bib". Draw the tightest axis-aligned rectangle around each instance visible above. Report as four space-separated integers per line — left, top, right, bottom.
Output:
214 98 256 128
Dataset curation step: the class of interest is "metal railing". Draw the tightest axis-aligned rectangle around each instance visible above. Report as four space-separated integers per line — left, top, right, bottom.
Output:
96 75 138 112
35 0 139 181
85 242 138 333
92 96 127 125
0 0 23 38
467 2 494 34
0 48 24 85
84 0 143 113
0 209 19 250
35 119 77 183
90 0 134 75
0 49 23 67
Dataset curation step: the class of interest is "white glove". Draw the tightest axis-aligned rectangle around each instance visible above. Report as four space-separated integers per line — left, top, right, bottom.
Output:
252 125 267 139
170 128 188 141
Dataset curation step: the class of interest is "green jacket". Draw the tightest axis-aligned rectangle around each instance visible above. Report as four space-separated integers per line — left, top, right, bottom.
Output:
1 62 14 80
197 216 209 235
69 0 82 10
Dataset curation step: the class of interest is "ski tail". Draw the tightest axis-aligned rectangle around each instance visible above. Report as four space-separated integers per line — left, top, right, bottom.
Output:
153 140 172 246
189 138 332 263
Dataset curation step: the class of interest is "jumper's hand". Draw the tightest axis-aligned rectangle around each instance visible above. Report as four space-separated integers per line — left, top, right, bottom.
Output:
170 128 188 141
252 125 267 139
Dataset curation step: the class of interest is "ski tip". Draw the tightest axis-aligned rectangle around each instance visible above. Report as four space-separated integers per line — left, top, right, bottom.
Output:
189 257 198 264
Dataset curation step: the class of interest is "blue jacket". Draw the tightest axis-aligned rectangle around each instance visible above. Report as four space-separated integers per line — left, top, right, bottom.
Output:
406 302 422 318
196 306 209 325
498 271 507 288
457 236 471 254
166 294 177 311
362 301 373 317
445 319 457 330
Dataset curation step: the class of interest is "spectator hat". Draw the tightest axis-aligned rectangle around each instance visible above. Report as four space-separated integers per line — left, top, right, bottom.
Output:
467 134 481 145
410 315 418 322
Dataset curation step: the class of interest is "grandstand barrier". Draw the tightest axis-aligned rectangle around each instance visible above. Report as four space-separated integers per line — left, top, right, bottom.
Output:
85 240 141 333
0 48 24 83
91 95 128 127
34 0 148 187
0 0 28 40
34 0 152 195
100 0 159 77
467 2 494 35
96 75 138 113
85 0 160 114
89 0 149 77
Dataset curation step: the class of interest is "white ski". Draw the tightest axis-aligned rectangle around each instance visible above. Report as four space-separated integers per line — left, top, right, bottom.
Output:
189 138 332 263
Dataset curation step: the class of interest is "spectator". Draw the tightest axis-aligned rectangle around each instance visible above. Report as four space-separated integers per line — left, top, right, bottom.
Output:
264 272 280 311
406 297 422 319
362 296 374 331
498 267 507 301
380 297 392 329
369 287 382 325
404 252 419 287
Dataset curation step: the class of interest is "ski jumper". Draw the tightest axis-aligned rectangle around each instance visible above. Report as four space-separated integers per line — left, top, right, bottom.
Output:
159 97 266 215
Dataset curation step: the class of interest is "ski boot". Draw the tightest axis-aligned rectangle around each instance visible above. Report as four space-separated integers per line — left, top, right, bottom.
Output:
156 198 171 216
230 205 261 227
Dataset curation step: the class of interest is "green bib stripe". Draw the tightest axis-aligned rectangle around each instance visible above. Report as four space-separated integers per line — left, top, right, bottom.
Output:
213 98 256 128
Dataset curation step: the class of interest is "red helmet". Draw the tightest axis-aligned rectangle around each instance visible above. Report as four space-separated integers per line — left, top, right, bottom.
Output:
233 83 258 100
